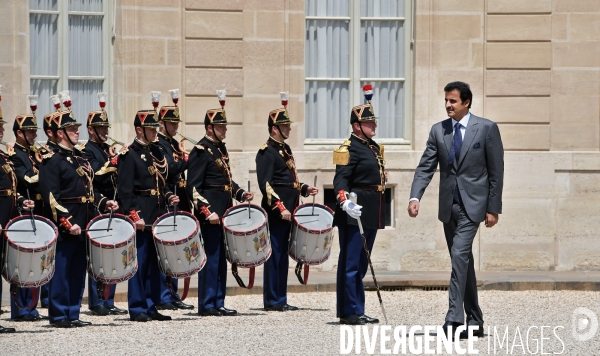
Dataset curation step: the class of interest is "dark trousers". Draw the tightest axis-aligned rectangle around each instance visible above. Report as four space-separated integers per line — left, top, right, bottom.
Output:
40 284 49 307
443 203 483 325
127 230 162 319
263 221 292 308
10 287 41 319
197 224 227 312
159 274 179 304
87 275 117 308
336 224 377 318
48 239 87 323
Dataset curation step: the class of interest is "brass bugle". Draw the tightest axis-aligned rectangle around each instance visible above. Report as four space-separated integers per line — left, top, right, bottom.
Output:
108 136 125 147
176 131 198 145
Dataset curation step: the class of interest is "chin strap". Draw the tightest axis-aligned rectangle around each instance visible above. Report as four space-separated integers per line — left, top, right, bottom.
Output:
62 128 78 146
276 125 288 140
210 125 222 143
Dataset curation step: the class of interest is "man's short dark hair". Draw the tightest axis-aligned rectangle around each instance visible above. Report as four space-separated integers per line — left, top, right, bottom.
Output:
444 81 472 108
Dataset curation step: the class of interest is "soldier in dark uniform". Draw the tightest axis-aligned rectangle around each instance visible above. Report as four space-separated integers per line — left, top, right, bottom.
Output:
117 109 179 322
8 113 49 321
0 108 35 333
255 95 318 311
155 94 193 311
39 109 119 328
333 90 387 325
186 92 254 316
82 103 128 317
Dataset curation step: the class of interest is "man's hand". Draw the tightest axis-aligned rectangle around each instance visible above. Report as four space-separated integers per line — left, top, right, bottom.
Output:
135 218 146 231
407 200 419 218
69 224 82 235
105 200 119 211
341 200 362 219
243 191 254 202
485 212 499 228
22 199 35 211
281 209 292 221
169 195 180 206
208 213 220 225
307 186 319 196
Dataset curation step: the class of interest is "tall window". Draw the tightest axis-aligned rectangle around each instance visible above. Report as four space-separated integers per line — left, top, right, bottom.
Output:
30 0 109 139
305 0 411 143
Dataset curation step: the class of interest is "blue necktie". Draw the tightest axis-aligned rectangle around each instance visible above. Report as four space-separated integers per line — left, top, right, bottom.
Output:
448 122 463 166
449 122 463 204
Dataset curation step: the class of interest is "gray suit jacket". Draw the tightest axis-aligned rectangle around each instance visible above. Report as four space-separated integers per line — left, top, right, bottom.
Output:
410 114 504 223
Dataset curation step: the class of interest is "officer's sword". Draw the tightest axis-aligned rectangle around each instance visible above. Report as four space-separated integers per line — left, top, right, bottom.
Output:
349 192 388 324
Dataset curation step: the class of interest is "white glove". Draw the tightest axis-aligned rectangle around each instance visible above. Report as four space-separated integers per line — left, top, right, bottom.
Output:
342 200 362 219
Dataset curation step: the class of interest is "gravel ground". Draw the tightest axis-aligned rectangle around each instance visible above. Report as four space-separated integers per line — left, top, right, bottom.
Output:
1 290 599 355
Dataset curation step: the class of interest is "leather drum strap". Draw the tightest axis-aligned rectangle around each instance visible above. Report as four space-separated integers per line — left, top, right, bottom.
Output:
231 264 255 289
294 261 309 285
166 276 191 301
10 285 40 310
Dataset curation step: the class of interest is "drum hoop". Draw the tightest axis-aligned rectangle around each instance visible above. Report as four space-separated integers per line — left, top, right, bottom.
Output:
86 213 135 247
158 254 207 278
289 249 331 266
2 266 55 288
152 211 199 245
222 204 267 235
4 215 58 253
89 263 138 284
225 246 272 268
293 203 334 234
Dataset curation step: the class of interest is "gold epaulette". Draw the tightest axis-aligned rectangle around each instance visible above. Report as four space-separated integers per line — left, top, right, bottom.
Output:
119 147 129 155
333 140 351 165
194 144 205 150
75 143 85 152
42 151 55 160
260 143 268 151
7 147 15 156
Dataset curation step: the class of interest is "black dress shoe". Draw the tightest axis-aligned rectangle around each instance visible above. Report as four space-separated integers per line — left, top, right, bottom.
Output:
283 304 298 311
131 313 152 322
460 324 484 339
358 314 379 324
264 304 286 312
71 319 92 327
217 307 237 316
51 319 74 328
199 308 222 316
442 321 462 341
105 305 128 315
156 302 177 311
151 312 172 321
12 314 38 322
173 301 194 310
0 326 16 333
90 305 110 316
340 314 365 325
35 315 49 321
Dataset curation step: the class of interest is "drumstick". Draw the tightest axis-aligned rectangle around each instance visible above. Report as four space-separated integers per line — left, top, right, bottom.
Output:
311 175 317 215
294 214 320 217
83 228 114 232
106 190 117 232
247 181 251 219
224 209 246 218
173 185 177 230
26 189 37 234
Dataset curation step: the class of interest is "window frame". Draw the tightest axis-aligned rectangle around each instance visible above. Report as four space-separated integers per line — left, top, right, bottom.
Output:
304 0 413 148
29 0 112 131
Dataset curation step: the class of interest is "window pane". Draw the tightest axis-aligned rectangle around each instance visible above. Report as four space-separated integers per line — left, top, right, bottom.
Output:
361 0 404 17
306 20 349 78
69 15 103 76
30 79 58 138
30 0 58 11
69 0 103 12
361 81 404 139
68 80 103 139
30 14 59 76
305 81 349 139
361 20 404 78
306 0 349 17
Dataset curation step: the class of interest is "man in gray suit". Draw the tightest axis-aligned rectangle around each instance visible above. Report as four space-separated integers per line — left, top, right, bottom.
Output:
408 81 503 339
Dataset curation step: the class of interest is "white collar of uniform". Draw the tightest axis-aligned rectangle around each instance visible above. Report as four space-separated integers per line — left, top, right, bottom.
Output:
451 112 471 128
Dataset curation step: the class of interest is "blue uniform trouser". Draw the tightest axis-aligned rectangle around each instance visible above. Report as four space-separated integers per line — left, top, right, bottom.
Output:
40 284 49 307
10 287 41 319
128 230 162 319
87 275 117 308
197 224 227 313
263 221 292 308
336 224 377 318
48 239 87 323
159 275 179 304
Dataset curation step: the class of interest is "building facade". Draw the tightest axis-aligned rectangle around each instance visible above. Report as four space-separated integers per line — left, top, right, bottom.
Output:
1 0 599 272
